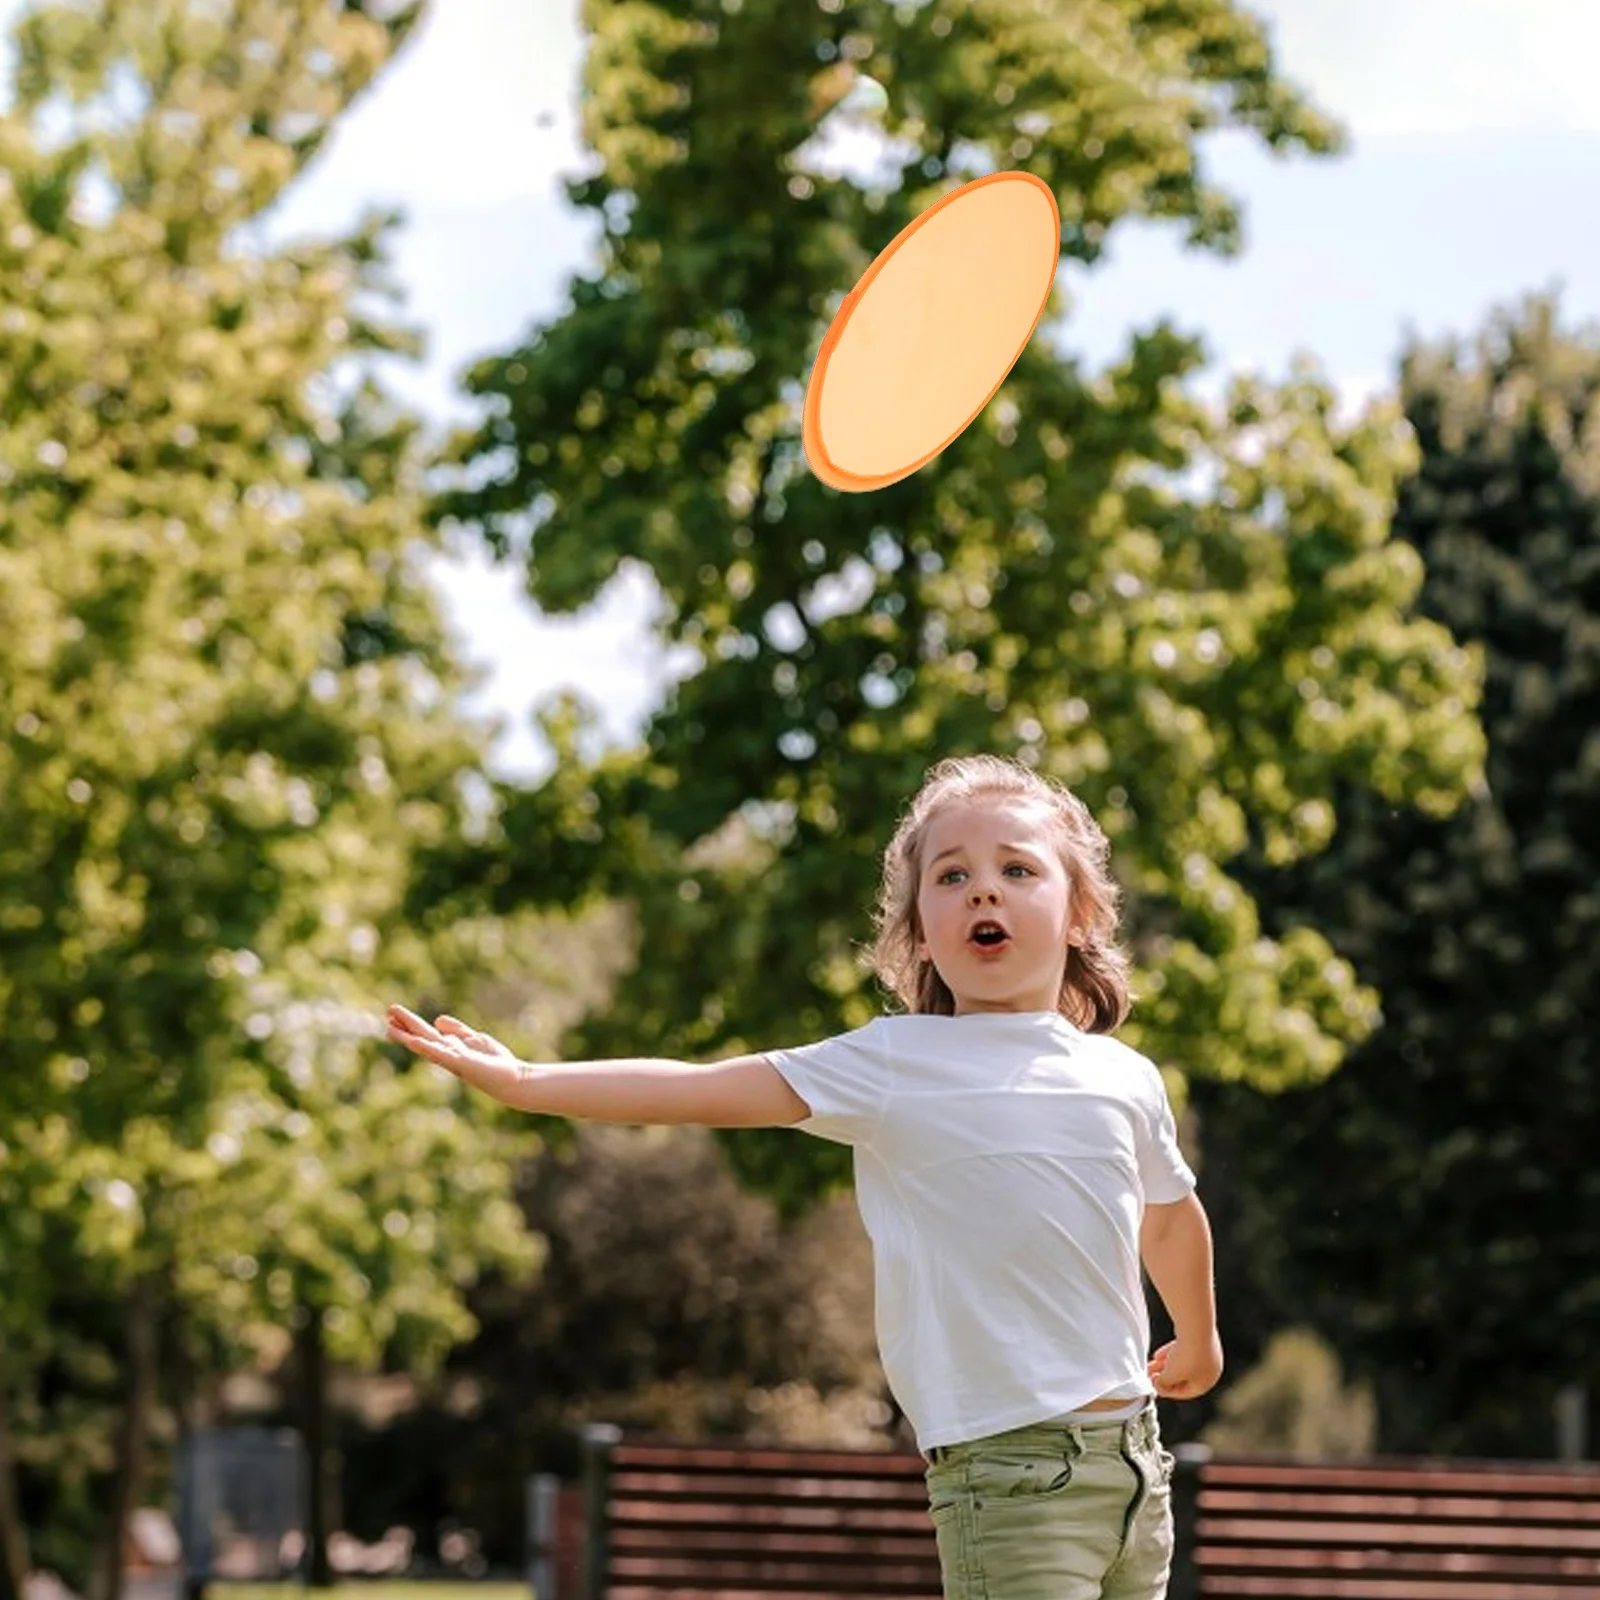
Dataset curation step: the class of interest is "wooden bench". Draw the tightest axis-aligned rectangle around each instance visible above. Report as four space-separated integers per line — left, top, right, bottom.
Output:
534 1426 1600 1600
555 1424 943 1600
1192 1457 1600 1599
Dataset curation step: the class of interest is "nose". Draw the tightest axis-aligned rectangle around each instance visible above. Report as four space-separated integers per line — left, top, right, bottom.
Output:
967 880 1002 906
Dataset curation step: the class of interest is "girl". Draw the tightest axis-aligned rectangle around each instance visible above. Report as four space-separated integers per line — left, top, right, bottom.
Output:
387 753 1222 1599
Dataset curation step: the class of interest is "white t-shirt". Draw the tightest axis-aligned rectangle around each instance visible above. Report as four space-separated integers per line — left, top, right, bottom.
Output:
765 1010 1196 1451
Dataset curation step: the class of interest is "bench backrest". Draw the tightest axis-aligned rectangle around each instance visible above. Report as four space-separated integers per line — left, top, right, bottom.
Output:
1194 1457 1600 1599
593 1438 942 1600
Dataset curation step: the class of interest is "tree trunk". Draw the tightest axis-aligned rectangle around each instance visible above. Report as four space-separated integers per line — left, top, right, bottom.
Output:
0 1329 32 1600
92 1274 161 1600
294 1303 334 1588
166 1299 196 1441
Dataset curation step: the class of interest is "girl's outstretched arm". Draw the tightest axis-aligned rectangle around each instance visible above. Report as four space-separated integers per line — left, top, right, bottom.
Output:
384 1005 811 1129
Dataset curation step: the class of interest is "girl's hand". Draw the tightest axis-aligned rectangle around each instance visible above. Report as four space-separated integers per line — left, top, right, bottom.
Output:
1148 1330 1224 1400
386 1004 520 1085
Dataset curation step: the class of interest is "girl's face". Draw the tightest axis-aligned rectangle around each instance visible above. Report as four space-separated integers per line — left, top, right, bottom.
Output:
914 796 1075 1015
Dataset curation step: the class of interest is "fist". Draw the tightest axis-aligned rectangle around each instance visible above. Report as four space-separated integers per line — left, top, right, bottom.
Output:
1148 1331 1224 1400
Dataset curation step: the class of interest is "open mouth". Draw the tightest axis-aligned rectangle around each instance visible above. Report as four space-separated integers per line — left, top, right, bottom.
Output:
967 920 1011 951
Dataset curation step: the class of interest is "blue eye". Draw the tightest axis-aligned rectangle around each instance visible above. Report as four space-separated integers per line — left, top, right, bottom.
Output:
937 863 1033 885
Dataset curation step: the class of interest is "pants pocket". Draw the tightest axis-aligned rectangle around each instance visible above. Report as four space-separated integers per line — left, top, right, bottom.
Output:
926 1458 967 1522
967 1439 1079 1502
925 1473 974 1600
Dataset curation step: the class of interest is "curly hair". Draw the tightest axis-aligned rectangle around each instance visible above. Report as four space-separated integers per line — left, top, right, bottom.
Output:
867 754 1131 1032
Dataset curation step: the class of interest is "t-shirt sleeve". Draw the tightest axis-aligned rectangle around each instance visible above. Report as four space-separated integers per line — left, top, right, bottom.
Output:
1135 1058 1197 1204
763 1018 894 1148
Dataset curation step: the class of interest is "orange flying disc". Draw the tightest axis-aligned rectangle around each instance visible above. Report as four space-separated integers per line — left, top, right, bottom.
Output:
802 169 1061 493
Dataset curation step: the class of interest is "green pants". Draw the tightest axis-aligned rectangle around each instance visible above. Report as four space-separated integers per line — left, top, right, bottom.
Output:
923 1403 1175 1600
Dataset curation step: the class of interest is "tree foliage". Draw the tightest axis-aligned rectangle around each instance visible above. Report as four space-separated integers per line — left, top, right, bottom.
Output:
1199 295 1600 1456
433 0 1483 1211
0 0 579 1584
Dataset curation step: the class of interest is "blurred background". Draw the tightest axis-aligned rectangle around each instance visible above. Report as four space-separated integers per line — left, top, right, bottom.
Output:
0 0 1595 1595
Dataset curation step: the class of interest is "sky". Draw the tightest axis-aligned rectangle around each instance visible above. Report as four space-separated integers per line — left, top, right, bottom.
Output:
18 0 1600 782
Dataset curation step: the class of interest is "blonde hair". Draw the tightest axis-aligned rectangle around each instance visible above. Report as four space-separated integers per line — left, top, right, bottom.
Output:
868 754 1131 1032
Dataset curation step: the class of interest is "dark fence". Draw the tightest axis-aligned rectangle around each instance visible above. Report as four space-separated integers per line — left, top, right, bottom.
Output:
530 1424 1600 1600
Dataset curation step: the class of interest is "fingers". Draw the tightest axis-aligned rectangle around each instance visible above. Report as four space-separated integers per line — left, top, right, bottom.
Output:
436 1014 510 1058
386 1006 458 1063
387 1006 467 1041
387 1004 430 1037
390 1007 469 1038
1147 1339 1206 1399
385 1007 488 1075
1151 1360 1220 1400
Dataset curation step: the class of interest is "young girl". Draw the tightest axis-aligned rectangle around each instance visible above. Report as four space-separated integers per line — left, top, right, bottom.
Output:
387 753 1222 1600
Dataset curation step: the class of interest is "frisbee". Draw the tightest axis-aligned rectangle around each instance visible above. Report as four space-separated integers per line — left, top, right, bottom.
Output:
802 170 1061 493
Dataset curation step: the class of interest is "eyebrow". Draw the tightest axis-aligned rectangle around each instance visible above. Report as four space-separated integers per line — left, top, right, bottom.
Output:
928 842 1042 867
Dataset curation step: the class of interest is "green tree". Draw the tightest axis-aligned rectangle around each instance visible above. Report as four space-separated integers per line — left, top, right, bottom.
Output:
1199 295 1600 1456
155 954 546 1587
0 0 572 1588
430 0 1483 1213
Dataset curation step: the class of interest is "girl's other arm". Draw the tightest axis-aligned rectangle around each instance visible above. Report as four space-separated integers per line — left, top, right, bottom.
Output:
385 1006 811 1128
1141 1191 1225 1399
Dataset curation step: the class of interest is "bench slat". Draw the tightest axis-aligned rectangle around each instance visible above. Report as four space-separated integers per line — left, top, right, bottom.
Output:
613 1445 928 1479
1201 1545 1600 1574
1200 1580 1594 1600
1200 1490 1600 1523
1202 1464 1600 1496
609 1499 932 1533
611 1555 940 1589
609 1469 928 1503
611 1527 935 1560
610 1589 941 1600
1200 1517 1600 1551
